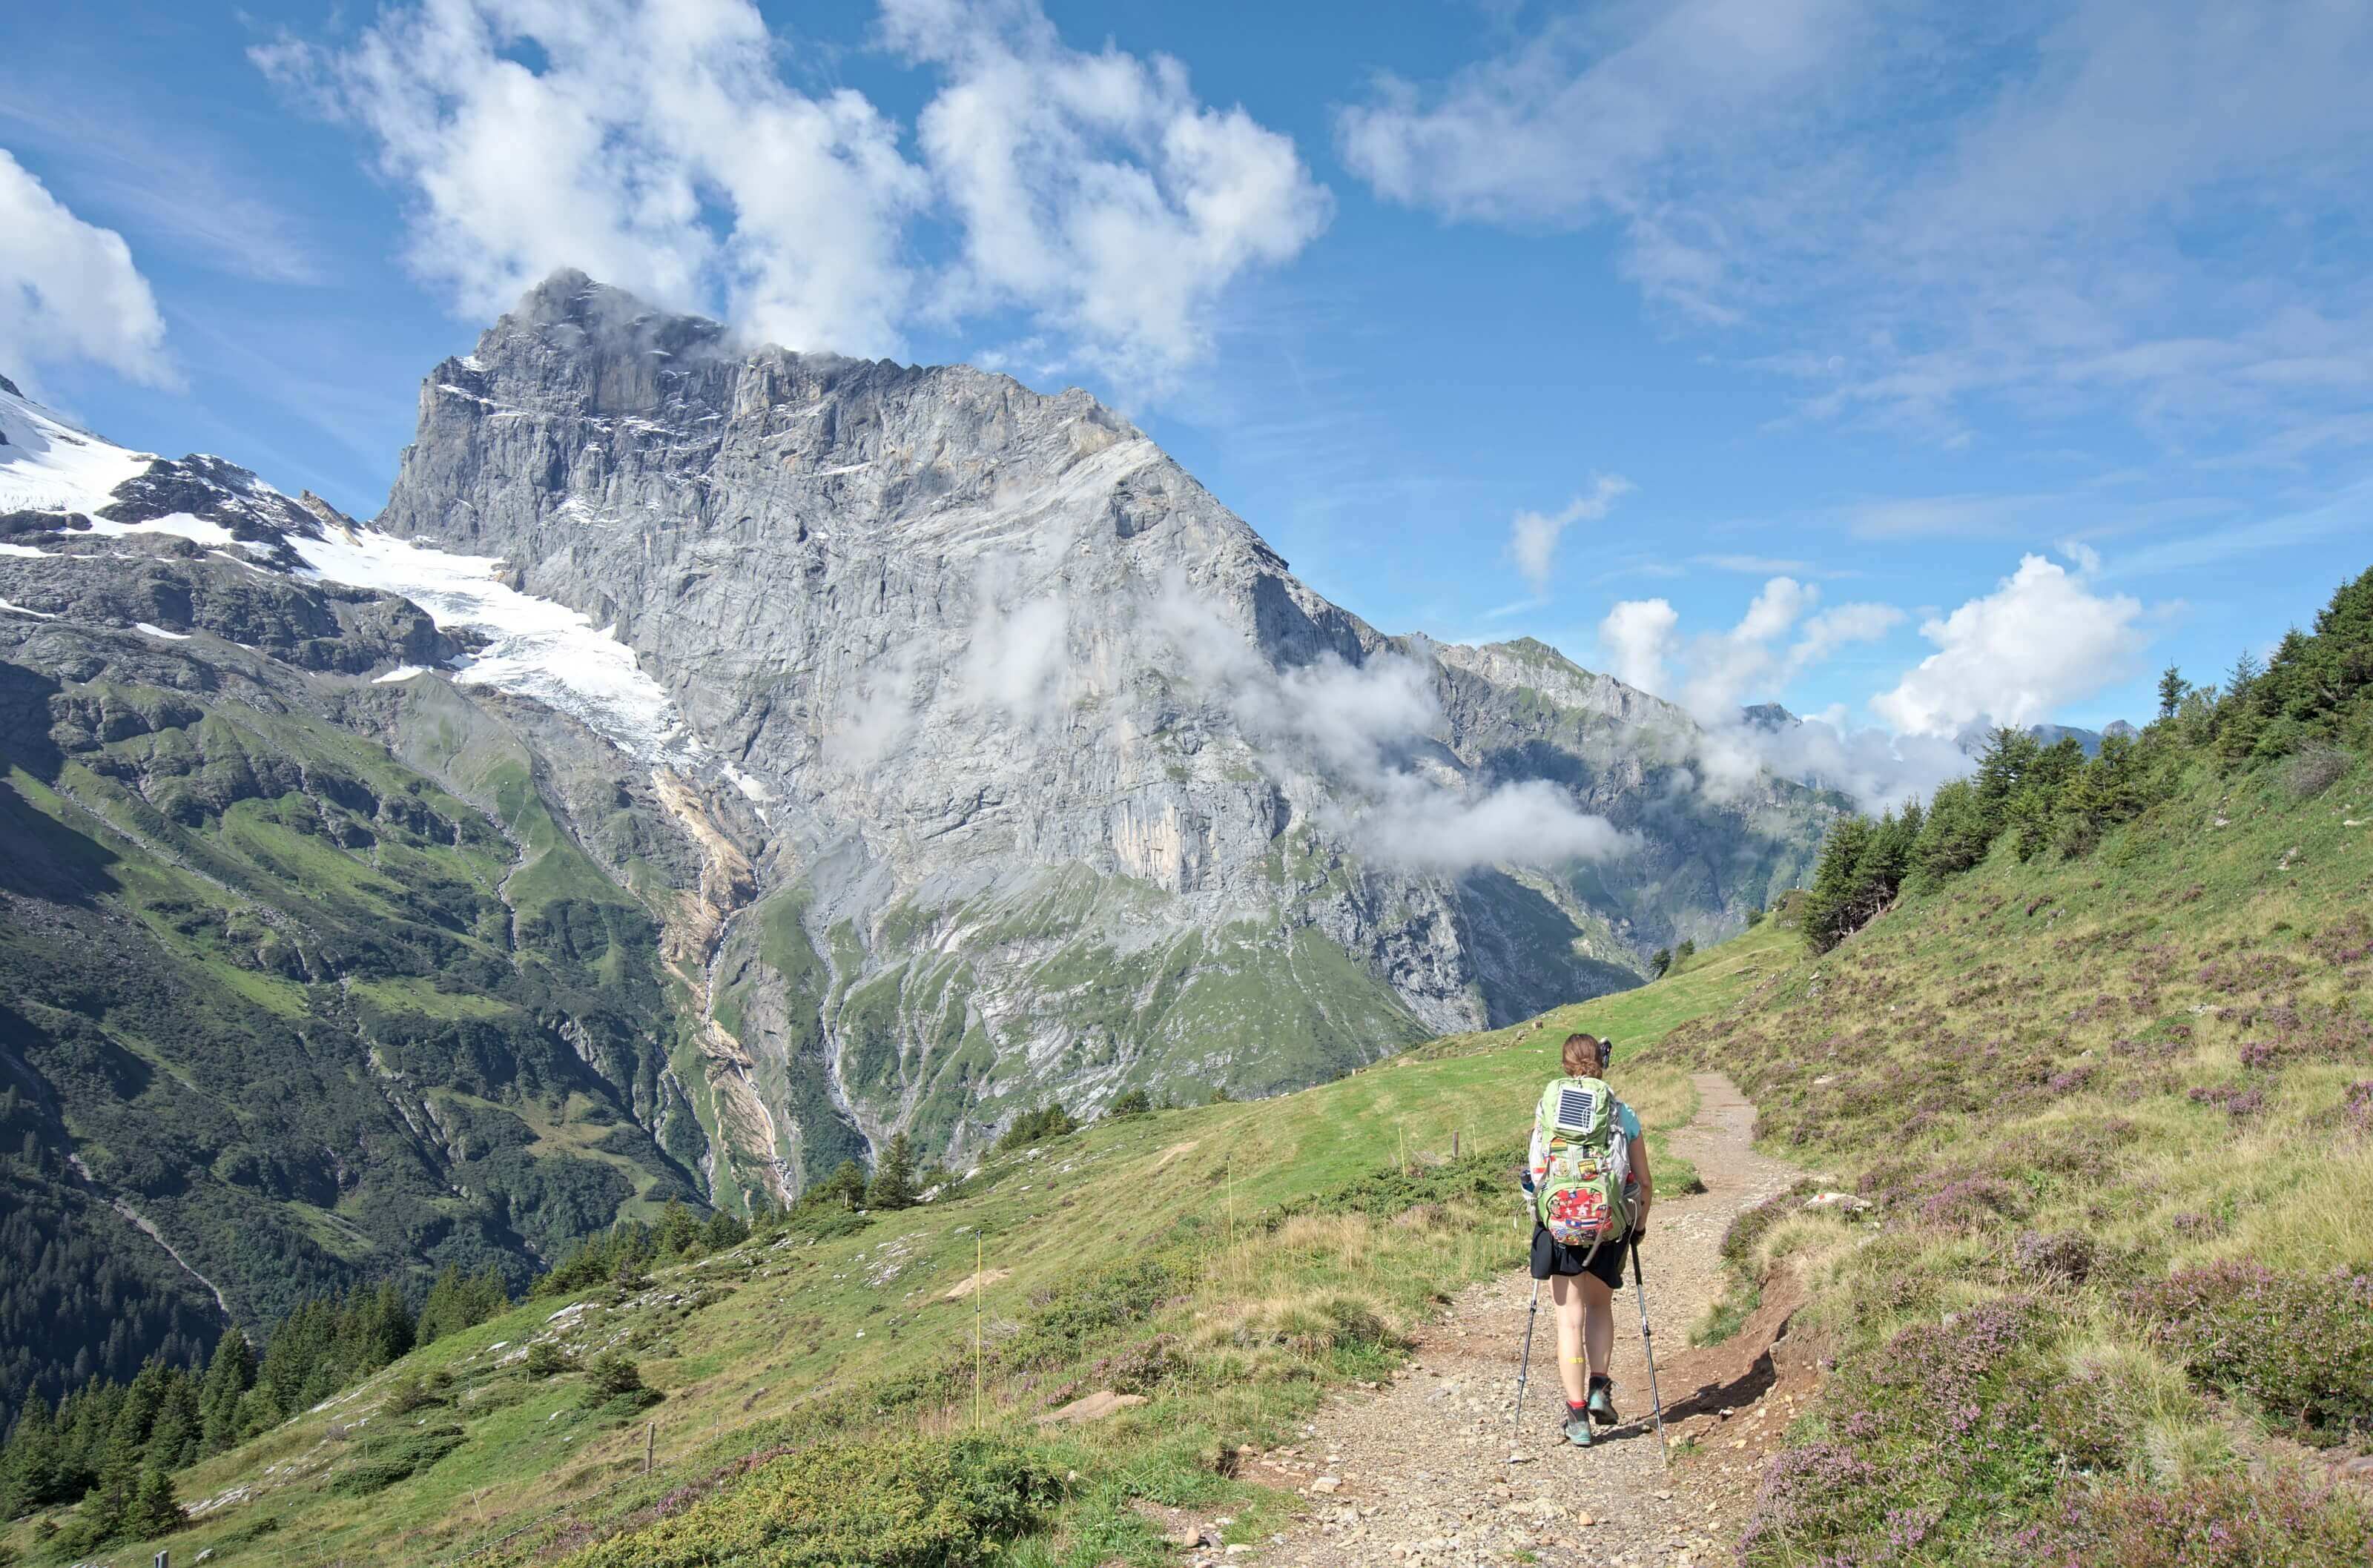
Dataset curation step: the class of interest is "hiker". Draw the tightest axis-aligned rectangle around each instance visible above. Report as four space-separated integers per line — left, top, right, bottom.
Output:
1523 1031 1652 1447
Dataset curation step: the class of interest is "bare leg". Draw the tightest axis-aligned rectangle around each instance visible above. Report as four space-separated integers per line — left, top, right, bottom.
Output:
1549 1274 1588 1406
1581 1272 1615 1380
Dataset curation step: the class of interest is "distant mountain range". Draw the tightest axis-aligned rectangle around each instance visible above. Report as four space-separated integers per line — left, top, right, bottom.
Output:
0 274 1842 1418
1743 702 2136 758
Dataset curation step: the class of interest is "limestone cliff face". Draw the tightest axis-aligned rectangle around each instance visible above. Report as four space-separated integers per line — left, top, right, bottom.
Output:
0 272 1837 1230
363 273 1838 1193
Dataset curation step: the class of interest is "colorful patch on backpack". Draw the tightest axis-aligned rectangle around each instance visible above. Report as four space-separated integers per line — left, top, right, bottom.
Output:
1545 1184 1608 1243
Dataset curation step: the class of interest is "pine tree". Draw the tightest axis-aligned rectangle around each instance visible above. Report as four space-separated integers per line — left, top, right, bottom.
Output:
0 1395 68 1516
2156 664 2190 721
1911 778 1993 881
127 1463 184 1538
466 1265 512 1324
1973 727 2042 833
81 1404 146 1541
814 1160 868 1211
1648 947 1672 978
145 1372 199 1472
865 1134 917 1211
1802 816 1876 953
654 1197 702 1256
417 1263 471 1345
198 1331 255 1455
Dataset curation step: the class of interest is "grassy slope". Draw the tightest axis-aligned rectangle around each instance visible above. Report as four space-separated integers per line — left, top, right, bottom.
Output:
3 923 1792 1568
19 741 2365 1567
1643 746 2373 1561
0 687 701 1395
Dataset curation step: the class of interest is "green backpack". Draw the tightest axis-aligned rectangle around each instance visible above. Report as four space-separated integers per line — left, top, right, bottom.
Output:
1533 1076 1631 1252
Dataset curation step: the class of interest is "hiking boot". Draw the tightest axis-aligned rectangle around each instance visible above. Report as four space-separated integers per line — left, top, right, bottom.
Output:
1562 1409 1594 1447
1588 1377 1620 1427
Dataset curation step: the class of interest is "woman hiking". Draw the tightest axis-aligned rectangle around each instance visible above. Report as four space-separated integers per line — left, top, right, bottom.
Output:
1524 1031 1653 1447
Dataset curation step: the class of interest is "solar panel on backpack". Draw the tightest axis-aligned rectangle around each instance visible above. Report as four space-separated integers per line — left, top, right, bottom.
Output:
1557 1085 1596 1132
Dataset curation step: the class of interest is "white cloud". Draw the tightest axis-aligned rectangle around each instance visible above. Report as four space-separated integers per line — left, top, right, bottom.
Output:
1337 0 1852 237
1599 576 1901 720
1334 1 2373 458
828 643 924 770
882 0 1330 385
260 0 1328 379
255 0 925 358
1151 573 1625 873
1788 601 1906 675
965 589 1072 727
1357 778 1631 872
0 147 171 385
1508 472 1632 590
1871 553 2146 736
1700 711 1973 813
1596 597 1678 695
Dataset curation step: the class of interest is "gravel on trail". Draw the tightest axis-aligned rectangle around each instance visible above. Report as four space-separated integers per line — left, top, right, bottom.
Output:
1199 1074 1821 1568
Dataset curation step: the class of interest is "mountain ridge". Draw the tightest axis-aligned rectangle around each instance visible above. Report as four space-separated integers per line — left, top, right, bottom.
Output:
0 272 1834 1425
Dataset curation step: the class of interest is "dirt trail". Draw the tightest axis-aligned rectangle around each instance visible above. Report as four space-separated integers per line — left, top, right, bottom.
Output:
1223 1074 1820 1568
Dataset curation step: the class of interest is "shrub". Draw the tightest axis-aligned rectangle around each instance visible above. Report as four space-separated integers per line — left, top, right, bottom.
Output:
383 1370 451 1414
525 1340 567 1378
2049 1471 2373 1566
328 1425 466 1495
555 1435 1063 1568
1738 1298 2082 1566
1720 1179 1820 1271
1918 1175 2029 1231
1287 1140 1523 1220
2012 1229 2098 1286
1103 1088 1152 1119
2135 1263 2373 1444
581 1351 654 1410
2288 745 2351 798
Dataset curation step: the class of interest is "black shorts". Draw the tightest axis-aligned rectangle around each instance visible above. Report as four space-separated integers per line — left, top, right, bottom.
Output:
1531 1225 1628 1290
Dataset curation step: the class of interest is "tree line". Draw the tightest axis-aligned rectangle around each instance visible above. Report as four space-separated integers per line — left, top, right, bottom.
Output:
0 1262 508 1542
1801 564 2372 954
3 1075 1195 1540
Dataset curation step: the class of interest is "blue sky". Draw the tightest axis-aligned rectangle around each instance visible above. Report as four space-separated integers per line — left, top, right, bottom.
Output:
4 0 2369 797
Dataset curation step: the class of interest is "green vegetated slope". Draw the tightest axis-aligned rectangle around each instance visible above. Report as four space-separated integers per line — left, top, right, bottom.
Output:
1642 755 2373 1547
19 569 2368 1567
0 670 704 1435
713 868 1448 1186
0 926 1784 1568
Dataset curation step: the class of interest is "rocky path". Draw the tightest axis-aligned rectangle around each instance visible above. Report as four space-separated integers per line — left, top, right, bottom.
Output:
1220 1074 1819 1568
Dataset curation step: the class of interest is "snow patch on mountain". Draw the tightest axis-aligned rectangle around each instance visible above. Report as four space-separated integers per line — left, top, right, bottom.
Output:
288 521 698 765
0 383 155 515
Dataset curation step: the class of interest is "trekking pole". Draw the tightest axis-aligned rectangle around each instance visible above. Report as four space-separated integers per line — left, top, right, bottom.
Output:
1628 1236 1669 1464
1512 1277 1542 1438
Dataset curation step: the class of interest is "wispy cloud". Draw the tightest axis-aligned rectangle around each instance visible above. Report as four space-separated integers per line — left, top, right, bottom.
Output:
1334 1 2373 464
2101 478 2373 579
1508 472 1634 590
1692 553 1813 575
0 98 324 285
